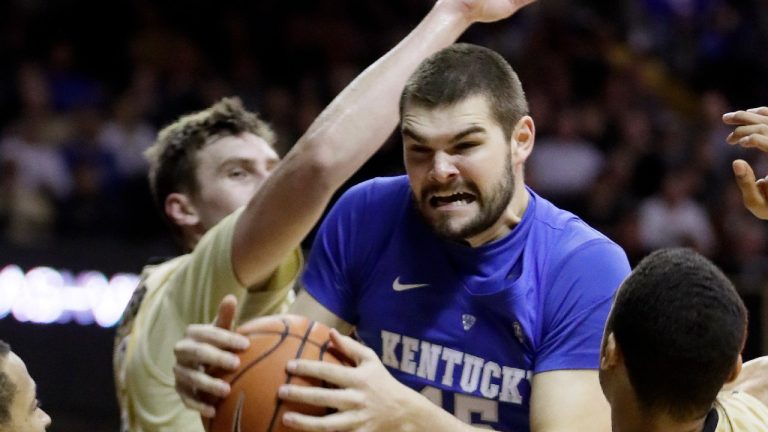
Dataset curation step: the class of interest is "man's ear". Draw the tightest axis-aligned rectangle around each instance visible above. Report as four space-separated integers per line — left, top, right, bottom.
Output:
511 115 535 164
165 192 200 228
600 332 621 371
724 354 743 384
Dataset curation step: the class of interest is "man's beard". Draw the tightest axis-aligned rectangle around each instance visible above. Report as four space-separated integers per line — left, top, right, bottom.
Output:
416 156 515 242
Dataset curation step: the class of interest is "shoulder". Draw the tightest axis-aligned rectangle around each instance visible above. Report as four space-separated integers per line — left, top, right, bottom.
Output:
141 255 187 291
314 176 411 249
730 356 768 409
340 175 410 203
329 175 411 220
529 191 628 265
715 385 768 430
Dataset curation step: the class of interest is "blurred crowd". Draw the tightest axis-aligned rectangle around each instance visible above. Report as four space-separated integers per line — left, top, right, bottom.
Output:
1 0 768 280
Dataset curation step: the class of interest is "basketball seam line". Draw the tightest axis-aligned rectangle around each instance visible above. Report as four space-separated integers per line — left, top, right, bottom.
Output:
318 340 336 416
229 326 290 387
209 324 290 431
267 319 317 432
238 330 328 348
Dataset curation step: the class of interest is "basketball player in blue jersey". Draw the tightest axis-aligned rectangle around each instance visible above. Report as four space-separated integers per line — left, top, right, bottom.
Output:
271 106 768 432
176 42 630 431
275 43 629 432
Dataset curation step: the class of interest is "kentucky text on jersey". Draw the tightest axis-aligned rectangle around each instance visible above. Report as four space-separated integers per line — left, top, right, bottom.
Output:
381 330 531 403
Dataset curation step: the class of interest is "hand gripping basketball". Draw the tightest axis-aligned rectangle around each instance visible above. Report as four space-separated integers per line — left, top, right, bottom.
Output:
205 315 351 432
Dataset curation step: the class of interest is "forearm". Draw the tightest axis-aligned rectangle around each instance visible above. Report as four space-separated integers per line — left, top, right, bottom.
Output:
232 2 476 287
294 1 472 183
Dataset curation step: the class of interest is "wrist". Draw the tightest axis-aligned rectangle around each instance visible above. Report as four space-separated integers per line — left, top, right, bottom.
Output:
431 0 474 32
395 386 450 432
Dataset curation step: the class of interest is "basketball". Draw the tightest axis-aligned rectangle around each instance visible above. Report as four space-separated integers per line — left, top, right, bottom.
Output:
204 315 349 432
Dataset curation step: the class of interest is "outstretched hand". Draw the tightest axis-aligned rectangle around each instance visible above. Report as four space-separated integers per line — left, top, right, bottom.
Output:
723 107 768 220
277 329 427 432
441 0 538 24
173 295 250 417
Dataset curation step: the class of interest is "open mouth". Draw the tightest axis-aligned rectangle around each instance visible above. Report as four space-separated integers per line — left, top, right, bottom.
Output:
429 192 477 208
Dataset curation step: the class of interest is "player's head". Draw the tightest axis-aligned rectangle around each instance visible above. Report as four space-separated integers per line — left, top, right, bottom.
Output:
399 43 534 243
0 341 51 432
146 97 278 249
600 248 747 428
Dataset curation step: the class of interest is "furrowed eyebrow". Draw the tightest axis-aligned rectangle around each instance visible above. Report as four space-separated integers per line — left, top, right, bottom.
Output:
402 127 425 144
403 125 487 145
451 126 486 142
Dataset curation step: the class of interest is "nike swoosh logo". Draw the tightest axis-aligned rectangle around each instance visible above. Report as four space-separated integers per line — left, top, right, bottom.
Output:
393 276 429 291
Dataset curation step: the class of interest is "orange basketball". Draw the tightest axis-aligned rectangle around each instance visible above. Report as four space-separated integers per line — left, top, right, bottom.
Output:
204 315 349 432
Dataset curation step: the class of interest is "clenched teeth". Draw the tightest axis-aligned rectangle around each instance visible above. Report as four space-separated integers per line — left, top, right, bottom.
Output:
429 192 476 207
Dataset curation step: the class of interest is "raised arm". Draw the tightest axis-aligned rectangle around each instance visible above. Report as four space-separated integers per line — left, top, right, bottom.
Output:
232 0 537 288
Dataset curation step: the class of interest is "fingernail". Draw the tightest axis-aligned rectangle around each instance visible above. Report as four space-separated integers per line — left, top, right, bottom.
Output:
283 412 297 424
235 336 250 350
733 161 746 177
748 108 760 113
218 382 231 395
277 385 287 397
228 356 240 369
723 112 734 119
286 360 297 372
740 137 750 145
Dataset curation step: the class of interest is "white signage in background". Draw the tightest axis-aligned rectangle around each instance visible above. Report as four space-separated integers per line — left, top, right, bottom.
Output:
0 264 139 328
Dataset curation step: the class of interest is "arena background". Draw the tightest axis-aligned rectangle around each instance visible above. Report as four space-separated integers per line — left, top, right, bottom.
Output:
1 0 768 430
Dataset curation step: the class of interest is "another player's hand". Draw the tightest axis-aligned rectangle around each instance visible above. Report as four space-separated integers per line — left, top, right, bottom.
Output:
723 107 768 219
438 0 538 25
173 295 250 418
277 329 424 432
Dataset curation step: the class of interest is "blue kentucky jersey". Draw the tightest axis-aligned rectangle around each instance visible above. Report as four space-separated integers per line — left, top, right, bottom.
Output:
302 176 630 431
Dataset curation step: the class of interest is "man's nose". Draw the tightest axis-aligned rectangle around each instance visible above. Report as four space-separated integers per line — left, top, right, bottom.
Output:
429 152 459 183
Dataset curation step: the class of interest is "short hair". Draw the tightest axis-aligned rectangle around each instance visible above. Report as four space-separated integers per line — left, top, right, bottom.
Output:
399 43 528 140
145 97 275 227
0 340 15 425
607 248 748 420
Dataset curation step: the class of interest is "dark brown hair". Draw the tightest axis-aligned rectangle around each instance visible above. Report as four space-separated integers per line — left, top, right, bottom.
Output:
399 43 528 140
